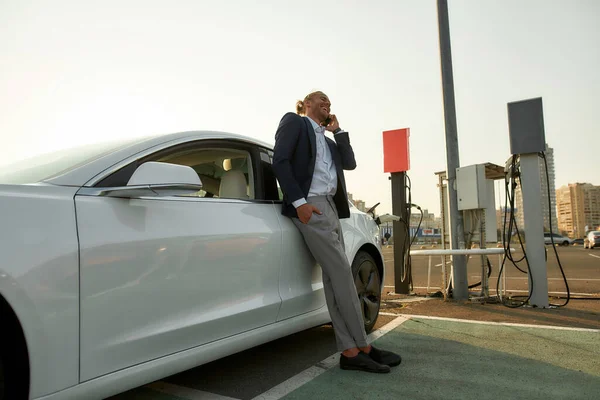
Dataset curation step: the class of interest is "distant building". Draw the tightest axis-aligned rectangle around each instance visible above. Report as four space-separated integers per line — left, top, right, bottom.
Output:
379 210 440 242
410 209 439 229
497 207 518 240
556 183 600 237
355 200 366 212
512 144 558 233
347 192 367 212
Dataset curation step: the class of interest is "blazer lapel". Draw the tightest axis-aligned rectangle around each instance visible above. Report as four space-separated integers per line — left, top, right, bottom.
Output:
325 137 339 165
303 117 317 158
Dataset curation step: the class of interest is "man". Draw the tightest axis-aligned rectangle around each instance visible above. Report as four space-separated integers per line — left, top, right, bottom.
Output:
272 91 401 373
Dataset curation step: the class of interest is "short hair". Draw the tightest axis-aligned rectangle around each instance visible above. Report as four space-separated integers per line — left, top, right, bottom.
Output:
296 91 327 115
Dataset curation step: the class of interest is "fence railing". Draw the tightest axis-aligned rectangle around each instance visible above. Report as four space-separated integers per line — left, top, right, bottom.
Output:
409 248 514 298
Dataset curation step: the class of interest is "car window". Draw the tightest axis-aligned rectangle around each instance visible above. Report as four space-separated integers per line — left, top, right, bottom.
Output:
96 142 256 200
157 148 255 199
259 148 282 201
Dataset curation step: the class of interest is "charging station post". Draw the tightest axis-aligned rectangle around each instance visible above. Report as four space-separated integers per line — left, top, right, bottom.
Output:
507 97 550 308
383 128 410 294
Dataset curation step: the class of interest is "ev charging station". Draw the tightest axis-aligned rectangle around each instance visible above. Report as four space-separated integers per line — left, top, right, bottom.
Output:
506 97 550 308
380 99 551 307
432 98 551 306
382 128 411 295
436 163 505 299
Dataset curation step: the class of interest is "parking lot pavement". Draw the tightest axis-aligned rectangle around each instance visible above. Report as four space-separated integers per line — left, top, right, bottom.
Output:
280 316 600 400
108 246 599 399
108 314 600 400
108 325 340 400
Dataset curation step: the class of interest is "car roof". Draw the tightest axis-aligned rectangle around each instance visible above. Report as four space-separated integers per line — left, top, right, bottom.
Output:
45 131 275 187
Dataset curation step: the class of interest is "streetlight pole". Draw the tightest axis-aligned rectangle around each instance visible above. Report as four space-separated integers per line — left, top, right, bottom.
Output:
437 0 468 300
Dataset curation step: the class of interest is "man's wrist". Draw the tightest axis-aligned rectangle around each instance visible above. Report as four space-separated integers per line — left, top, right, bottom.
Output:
292 198 307 208
333 127 343 134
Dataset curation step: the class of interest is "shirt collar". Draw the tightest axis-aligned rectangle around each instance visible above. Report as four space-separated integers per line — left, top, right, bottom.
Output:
306 116 325 134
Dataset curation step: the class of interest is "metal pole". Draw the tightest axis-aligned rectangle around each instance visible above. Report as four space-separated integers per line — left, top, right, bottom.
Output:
427 256 432 294
480 211 488 297
391 172 410 294
437 0 468 300
519 154 549 307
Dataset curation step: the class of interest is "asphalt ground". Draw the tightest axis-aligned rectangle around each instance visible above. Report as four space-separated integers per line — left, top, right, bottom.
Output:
280 317 600 400
110 316 600 400
107 244 600 399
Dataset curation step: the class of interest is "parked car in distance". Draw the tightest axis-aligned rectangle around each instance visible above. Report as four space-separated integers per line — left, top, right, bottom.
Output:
543 232 573 246
584 230 600 249
572 238 585 246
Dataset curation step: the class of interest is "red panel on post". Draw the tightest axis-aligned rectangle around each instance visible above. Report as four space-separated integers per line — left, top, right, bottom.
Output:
383 128 410 172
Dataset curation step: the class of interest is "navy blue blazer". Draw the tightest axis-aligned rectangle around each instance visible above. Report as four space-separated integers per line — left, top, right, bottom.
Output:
272 112 356 219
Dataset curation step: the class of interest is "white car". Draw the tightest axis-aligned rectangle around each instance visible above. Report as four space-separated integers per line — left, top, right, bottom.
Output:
0 131 384 400
543 232 573 246
584 230 600 249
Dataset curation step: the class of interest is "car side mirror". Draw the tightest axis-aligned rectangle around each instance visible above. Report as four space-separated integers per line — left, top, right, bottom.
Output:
99 162 203 198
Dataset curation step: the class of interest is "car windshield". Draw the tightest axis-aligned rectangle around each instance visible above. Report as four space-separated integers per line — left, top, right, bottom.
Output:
0 137 149 184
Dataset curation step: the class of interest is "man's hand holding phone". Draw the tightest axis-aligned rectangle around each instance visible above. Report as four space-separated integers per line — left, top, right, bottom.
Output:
323 114 340 133
297 203 322 224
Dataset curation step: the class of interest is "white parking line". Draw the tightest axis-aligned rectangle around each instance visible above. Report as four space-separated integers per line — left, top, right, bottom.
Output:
589 254 600 259
384 285 442 290
470 276 600 281
385 285 597 296
147 381 240 400
396 314 600 333
489 288 598 296
250 315 410 400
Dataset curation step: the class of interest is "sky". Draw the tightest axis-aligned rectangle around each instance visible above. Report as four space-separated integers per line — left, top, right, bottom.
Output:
1 0 598 216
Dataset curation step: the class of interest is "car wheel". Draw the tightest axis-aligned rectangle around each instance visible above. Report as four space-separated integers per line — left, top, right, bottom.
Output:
0 304 29 400
1 345 28 400
352 251 381 334
562 241 569 246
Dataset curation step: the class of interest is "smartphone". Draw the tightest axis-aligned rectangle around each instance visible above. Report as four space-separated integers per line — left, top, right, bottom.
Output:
323 116 332 126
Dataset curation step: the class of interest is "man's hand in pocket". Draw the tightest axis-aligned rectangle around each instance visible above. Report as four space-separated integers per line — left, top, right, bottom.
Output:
297 204 322 224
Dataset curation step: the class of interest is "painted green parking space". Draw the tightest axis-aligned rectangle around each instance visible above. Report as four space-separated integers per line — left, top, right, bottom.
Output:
281 318 600 400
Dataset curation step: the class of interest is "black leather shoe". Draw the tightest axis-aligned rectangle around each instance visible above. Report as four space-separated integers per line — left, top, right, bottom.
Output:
340 352 391 373
367 346 402 367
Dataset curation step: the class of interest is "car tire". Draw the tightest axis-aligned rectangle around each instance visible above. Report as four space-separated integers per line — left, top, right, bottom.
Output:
351 251 381 334
562 241 569 246
0 322 29 400
0 296 29 400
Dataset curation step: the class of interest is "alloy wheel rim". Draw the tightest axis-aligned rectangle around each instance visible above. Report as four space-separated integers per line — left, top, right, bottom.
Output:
354 260 381 326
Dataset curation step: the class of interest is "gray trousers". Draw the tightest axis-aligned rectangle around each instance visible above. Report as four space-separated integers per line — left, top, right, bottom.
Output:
293 195 369 351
